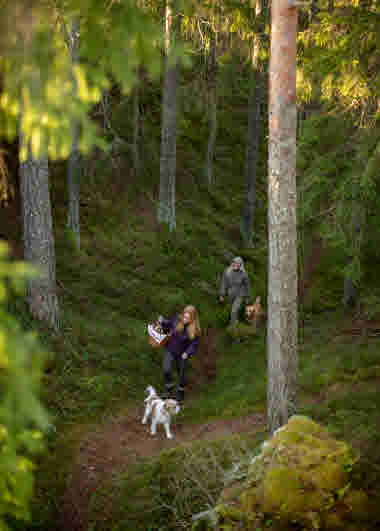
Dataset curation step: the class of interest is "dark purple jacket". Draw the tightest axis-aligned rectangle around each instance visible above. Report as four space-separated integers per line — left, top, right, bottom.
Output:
161 315 199 358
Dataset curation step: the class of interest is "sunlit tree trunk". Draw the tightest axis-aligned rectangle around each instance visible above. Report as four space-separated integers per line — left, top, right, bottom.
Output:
267 0 298 434
241 0 267 246
66 18 81 249
158 0 178 231
19 134 60 331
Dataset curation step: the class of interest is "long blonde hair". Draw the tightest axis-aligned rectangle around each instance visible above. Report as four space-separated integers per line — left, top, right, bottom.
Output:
176 305 201 340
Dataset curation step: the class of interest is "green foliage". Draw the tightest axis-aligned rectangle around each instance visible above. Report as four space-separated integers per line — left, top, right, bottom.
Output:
0 242 48 529
298 2 380 115
298 110 380 304
1 0 164 160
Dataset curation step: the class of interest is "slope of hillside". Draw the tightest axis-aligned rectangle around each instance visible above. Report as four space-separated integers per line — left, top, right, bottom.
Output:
3 68 380 530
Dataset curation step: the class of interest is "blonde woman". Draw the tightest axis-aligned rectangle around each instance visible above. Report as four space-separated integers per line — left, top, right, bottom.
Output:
158 305 201 403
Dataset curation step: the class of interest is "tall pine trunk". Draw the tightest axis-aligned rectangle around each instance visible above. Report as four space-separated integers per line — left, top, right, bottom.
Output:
66 18 81 249
158 0 178 231
19 135 60 331
267 0 298 434
241 0 267 247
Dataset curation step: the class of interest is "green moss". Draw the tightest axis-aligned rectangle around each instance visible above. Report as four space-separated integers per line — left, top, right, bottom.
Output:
353 366 380 381
262 465 306 516
287 415 325 437
227 322 258 338
213 503 249 530
323 509 346 529
215 503 245 521
192 518 213 531
343 489 370 521
312 462 347 491
240 488 261 514
220 481 247 503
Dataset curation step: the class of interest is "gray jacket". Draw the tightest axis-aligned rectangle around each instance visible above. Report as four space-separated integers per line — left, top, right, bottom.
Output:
220 268 251 302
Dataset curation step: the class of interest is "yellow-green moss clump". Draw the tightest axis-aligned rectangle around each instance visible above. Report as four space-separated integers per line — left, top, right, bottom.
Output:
193 416 377 530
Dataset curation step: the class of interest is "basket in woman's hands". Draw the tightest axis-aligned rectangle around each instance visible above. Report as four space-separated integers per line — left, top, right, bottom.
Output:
147 317 170 348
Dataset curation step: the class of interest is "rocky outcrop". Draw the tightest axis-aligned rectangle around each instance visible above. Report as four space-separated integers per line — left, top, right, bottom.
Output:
193 416 380 530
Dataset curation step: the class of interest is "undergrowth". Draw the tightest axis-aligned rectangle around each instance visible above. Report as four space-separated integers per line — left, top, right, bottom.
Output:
5 69 380 530
21 170 380 531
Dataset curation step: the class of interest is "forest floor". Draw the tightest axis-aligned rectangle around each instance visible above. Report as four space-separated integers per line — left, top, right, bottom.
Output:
4 170 380 530
59 402 266 530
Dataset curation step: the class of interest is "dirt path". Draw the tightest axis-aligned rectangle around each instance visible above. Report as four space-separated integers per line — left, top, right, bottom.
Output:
59 406 266 530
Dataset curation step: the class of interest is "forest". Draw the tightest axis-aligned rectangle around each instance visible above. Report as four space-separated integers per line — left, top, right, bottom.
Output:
1 0 380 530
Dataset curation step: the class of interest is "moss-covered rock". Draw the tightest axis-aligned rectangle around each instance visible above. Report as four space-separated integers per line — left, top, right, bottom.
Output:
343 489 369 521
208 416 377 530
262 465 304 515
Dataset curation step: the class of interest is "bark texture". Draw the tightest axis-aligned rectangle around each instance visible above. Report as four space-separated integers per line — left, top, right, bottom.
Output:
19 142 60 331
267 0 298 434
67 18 81 249
158 0 178 231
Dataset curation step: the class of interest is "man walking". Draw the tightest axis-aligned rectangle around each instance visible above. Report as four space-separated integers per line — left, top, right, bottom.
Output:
219 256 251 327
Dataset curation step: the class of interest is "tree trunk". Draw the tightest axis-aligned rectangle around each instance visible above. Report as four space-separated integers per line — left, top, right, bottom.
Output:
241 0 267 247
19 137 60 331
205 21 218 187
267 0 298 434
66 18 81 249
158 0 178 231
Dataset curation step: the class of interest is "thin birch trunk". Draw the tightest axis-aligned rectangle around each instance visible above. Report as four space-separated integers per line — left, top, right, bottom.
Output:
66 18 81 249
241 0 267 247
267 0 298 434
158 0 178 231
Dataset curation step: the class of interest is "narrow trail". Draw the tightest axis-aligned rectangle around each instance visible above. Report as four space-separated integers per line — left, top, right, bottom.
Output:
59 406 266 530
59 326 266 530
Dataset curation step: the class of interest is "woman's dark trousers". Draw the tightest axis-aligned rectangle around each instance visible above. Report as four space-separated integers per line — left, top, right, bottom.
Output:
163 349 187 401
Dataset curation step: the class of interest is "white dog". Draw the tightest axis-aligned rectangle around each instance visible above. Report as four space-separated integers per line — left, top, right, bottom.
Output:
142 385 180 439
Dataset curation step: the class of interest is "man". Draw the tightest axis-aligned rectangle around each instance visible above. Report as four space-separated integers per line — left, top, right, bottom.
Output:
219 256 251 327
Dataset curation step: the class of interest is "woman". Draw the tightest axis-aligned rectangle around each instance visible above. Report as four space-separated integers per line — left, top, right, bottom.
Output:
158 305 201 403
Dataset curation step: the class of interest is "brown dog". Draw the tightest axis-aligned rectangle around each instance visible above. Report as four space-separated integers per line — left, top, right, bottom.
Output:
245 296 264 330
